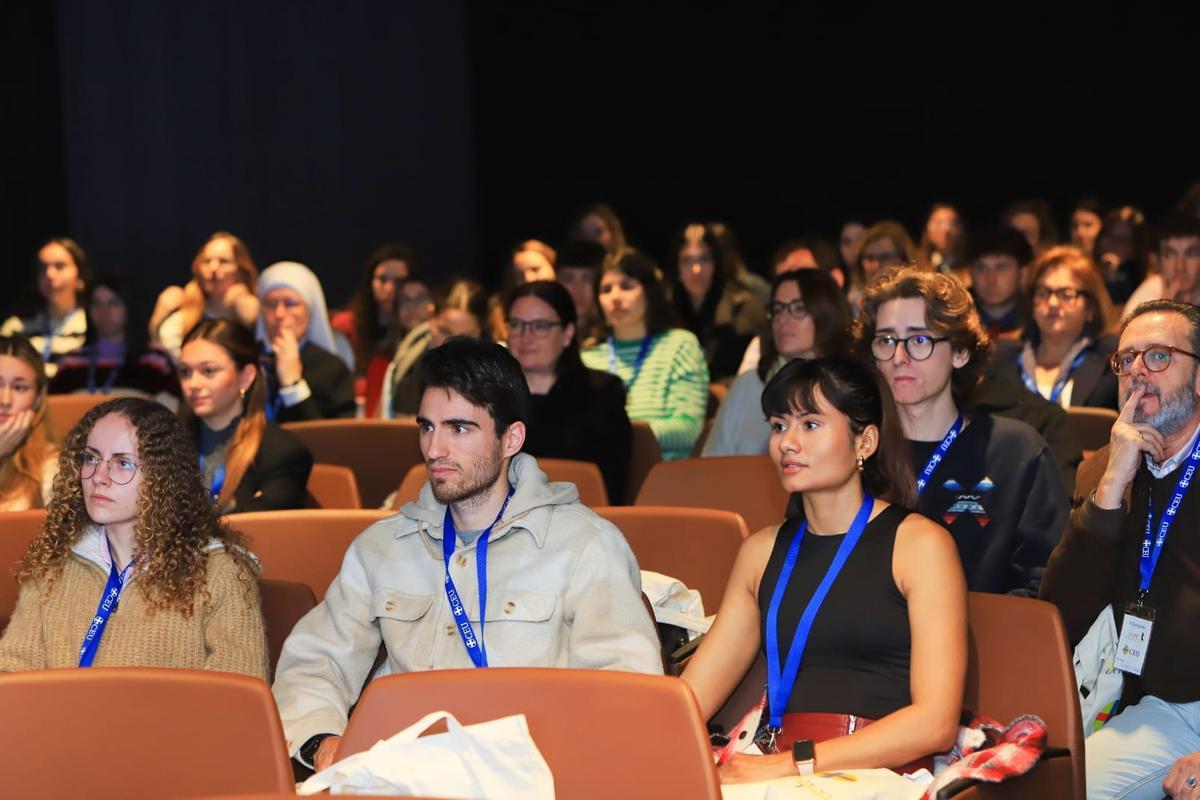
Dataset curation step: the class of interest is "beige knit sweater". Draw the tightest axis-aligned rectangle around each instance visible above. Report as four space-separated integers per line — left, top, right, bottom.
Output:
0 546 269 679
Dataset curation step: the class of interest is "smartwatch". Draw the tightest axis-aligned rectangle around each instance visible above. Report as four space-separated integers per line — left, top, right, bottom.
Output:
793 739 815 776
299 733 331 767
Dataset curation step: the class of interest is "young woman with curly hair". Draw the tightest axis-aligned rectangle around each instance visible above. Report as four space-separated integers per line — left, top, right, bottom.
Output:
0 396 268 676
178 319 313 513
0 335 59 511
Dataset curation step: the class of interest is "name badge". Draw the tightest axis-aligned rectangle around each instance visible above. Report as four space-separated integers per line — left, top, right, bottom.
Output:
1113 605 1154 676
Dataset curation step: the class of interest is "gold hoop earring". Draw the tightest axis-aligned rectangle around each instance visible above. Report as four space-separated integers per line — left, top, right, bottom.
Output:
856 454 865 473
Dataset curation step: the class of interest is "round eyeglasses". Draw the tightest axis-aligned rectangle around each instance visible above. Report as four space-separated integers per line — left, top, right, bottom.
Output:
1109 344 1200 376
79 451 140 485
507 318 564 337
767 300 809 321
871 334 950 362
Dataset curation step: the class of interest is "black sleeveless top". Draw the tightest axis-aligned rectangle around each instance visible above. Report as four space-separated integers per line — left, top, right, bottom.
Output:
757 503 913 720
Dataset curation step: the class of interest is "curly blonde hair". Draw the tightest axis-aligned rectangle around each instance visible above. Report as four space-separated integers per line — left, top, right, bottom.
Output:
19 396 256 615
0 336 57 509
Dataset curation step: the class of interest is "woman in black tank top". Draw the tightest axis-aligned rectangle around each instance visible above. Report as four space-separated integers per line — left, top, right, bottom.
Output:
682 356 968 784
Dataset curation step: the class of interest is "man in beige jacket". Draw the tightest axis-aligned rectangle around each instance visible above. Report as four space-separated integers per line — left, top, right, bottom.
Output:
273 337 662 771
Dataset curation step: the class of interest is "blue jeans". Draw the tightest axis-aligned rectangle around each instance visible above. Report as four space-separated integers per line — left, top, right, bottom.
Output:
1087 695 1200 800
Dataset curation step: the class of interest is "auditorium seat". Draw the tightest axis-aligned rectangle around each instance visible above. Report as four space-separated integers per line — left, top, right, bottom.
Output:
226 509 391 600
282 419 422 508
45 393 113 437
626 420 662 503
595 505 747 613
0 668 293 798
258 578 317 680
1065 406 1118 454
337 668 720 800
305 462 362 509
390 457 610 509
635 455 788 533
0 510 45 632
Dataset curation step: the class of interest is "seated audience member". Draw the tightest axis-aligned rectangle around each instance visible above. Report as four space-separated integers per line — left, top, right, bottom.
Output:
581 250 709 460
918 203 964 273
49 272 180 404
847 221 919 309
856 267 1068 595
150 231 259 360
708 222 772 303
1004 198 1059 257
1071 197 1105 256
1 238 91 378
381 279 490 418
1095 206 1149 305
736 236 844 376
668 222 768 381
1122 216 1200 318
178 319 313 514
273 338 661 770
507 281 631 503
838 220 867 279
331 244 415 415
555 238 608 347
255 262 355 422
568 202 628 255
510 239 557 286
967 226 1034 339
989 245 1119 410
684 357 965 783
0 397 268 676
1042 301 1200 800
706 269 851 456
0 336 58 511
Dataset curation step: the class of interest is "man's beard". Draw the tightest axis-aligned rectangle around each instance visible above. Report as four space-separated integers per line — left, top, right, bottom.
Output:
428 446 505 509
1127 378 1199 437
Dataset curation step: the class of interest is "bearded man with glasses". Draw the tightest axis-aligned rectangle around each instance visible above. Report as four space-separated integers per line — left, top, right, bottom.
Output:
855 267 1068 596
1044 300 1200 800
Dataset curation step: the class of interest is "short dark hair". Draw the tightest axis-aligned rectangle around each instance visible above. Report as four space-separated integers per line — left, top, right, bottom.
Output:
965 225 1034 266
761 356 916 508
1153 215 1200 250
1123 300 1200 356
419 337 530 436
556 238 608 272
596 249 678 336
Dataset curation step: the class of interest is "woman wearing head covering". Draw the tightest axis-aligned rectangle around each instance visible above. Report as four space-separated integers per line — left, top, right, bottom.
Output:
255 261 356 423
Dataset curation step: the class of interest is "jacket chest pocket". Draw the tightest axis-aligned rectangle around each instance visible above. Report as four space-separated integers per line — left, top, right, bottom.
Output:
470 589 557 624
371 588 434 623
370 587 437 671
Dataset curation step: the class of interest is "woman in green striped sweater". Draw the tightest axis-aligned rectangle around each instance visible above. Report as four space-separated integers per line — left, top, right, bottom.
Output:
581 250 709 460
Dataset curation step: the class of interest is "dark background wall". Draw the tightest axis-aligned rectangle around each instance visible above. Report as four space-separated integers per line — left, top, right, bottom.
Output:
3 2 1198 315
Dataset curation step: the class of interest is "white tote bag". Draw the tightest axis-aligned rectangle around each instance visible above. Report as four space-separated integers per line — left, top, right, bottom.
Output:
1073 605 1124 737
298 710 555 799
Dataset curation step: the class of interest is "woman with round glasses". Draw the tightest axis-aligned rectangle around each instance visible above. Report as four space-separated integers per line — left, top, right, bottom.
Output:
0 336 59 511
255 262 356 423
581 250 709 461
856 267 1069 595
704 270 851 456
0 396 268 676
149 232 260 361
506 281 632 502
988 246 1119 411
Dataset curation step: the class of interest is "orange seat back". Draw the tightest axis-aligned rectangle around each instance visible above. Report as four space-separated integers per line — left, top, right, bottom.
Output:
636 455 788 533
391 458 609 510
282 419 421 508
306 462 362 509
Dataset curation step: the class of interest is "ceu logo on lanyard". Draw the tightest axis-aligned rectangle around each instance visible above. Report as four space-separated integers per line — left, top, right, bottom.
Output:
78 539 135 667
916 415 964 494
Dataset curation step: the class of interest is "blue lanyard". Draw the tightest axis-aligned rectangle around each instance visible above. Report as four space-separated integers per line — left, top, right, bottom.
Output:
1139 434 1200 593
916 415 964 494
265 393 283 422
41 315 55 364
606 335 655 390
86 348 123 395
79 538 135 667
1018 350 1086 404
765 492 874 729
441 487 515 668
198 453 226 504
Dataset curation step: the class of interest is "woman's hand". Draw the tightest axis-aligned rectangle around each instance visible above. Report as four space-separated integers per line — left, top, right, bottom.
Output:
717 751 795 784
272 327 304 387
0 410 35 459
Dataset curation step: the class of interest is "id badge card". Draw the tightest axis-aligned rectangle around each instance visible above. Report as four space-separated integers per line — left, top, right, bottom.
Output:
1113 602 1155 676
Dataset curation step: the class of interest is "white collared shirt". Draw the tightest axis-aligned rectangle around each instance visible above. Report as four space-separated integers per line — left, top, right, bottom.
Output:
1146 419 1200 479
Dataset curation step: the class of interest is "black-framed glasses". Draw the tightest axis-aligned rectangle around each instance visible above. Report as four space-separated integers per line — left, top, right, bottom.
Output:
871 334 950 362
768 300 809 321
79 451 140 485
1109 344 1200 376
1033 286 1089 304
507 317 564 337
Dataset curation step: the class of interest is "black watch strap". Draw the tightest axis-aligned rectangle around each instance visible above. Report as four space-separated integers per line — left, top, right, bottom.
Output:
299 733 331 766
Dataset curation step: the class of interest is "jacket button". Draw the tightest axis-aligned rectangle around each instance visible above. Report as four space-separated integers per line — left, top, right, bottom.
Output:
446 625 456 636
456 554 468 567
503 601 516 614
384 601 396 613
